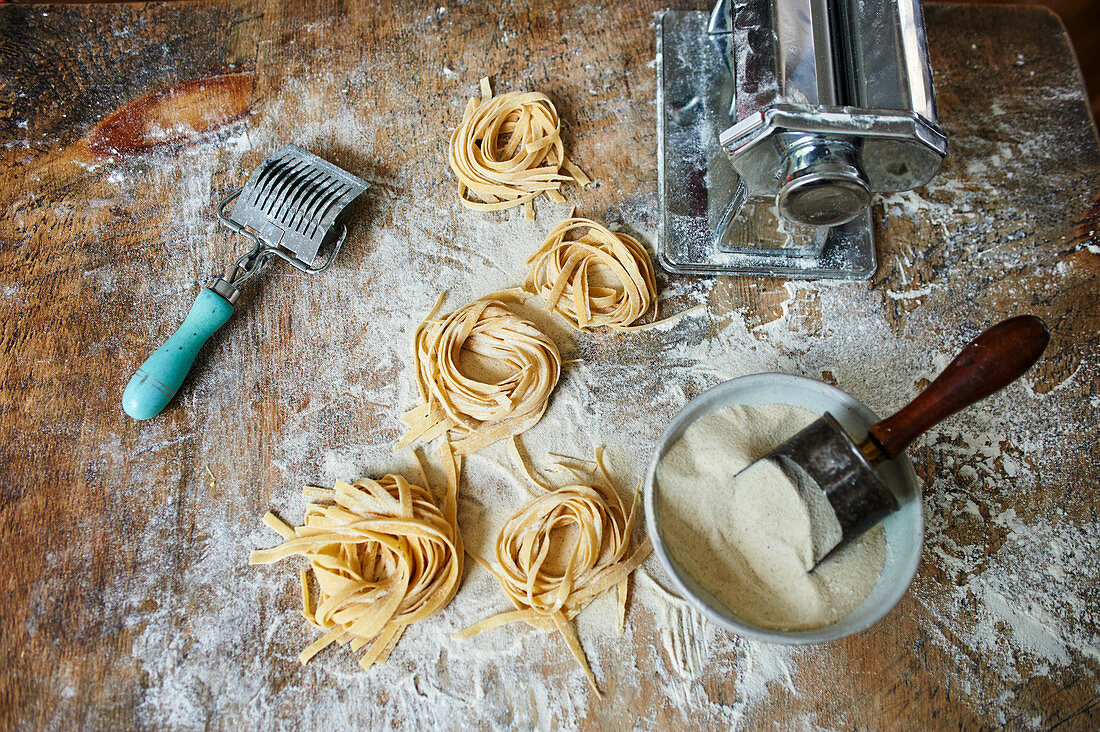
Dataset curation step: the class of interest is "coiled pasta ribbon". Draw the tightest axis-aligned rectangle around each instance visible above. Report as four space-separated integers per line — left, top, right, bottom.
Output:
250 444 463 670
525 215 657 331
457 440 652 694
397 292 561 455
449 77 590 220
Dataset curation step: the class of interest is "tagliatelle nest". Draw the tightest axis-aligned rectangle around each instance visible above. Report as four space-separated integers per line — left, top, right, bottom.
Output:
449 77 590 220
396 291 562 456
249 444 463 670
456 438 652 694
524 215 657 331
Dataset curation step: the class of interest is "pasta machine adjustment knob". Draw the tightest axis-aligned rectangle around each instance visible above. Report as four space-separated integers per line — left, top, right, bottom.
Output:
776 140 871 228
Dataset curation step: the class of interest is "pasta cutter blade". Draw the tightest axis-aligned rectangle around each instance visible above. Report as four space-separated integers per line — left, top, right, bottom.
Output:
217 143 369 277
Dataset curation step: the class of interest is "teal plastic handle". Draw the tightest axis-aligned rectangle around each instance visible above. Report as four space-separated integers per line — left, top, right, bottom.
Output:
122 288 235 420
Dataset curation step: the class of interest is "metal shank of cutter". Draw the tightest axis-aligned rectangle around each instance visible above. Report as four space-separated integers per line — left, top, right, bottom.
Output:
216 144 369 290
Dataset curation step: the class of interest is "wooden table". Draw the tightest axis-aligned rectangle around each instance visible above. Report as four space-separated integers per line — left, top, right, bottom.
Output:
2 1 1098 728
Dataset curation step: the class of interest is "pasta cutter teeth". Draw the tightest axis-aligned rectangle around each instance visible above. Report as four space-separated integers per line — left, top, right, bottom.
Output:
217 143 369 282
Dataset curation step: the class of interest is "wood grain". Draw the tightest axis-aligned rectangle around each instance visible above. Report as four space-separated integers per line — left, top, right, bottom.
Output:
867 315 1050 461
1 1 1098 729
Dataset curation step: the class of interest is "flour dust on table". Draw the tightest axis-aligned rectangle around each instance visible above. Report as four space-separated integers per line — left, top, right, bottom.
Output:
19 5 1094 726
107 126 1098 728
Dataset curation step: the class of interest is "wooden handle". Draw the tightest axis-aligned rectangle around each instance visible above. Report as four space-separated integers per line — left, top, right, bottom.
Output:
866 315 1049 461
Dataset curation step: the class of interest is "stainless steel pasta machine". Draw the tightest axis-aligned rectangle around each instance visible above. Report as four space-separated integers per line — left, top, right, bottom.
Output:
656 0 947 278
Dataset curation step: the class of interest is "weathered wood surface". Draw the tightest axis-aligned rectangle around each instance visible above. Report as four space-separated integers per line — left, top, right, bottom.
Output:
1 1 1099 729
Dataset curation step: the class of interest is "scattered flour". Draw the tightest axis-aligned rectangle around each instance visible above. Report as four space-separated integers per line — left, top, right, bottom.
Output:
9 5 1098 729
83 107 1095 724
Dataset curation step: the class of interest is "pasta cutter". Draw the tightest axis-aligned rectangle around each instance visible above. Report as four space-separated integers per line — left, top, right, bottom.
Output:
122 144 368 420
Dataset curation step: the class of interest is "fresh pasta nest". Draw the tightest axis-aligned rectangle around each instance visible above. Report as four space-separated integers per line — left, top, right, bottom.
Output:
525 216 657 331
397 292 561 455
449 77 590 220
249 445 463 670
457 440 652 694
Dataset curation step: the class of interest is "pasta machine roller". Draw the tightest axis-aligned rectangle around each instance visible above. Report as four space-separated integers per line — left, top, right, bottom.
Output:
657 0 947 277
122 144 368 420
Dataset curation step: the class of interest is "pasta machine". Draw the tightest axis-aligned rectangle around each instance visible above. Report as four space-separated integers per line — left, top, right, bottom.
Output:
656 0 947 277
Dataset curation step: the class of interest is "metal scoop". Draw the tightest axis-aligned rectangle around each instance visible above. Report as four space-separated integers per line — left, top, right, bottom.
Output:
122 144 368 420
733 315 1050 569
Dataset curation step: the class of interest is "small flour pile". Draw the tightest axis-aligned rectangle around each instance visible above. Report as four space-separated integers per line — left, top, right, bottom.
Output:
656 403 886 631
